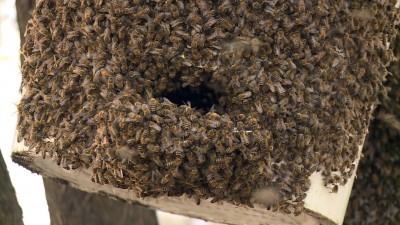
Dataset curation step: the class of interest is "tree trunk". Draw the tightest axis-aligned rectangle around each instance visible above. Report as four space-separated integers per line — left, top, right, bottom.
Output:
43 178 158 225
0 150 24 225
15 0 36 63
15 2 159 225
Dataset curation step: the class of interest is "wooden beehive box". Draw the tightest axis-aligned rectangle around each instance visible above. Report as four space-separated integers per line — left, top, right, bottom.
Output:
13 1 398 225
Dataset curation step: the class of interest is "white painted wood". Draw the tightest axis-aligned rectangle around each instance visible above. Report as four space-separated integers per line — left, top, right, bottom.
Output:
305 141 365 225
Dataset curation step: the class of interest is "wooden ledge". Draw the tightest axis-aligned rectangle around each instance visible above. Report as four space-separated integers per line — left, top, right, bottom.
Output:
12 131 365 225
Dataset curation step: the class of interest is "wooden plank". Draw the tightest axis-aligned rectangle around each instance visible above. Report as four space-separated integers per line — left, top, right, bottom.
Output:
12 130 364 225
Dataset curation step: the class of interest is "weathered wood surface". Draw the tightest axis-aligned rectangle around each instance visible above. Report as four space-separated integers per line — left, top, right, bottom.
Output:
0 150 24 225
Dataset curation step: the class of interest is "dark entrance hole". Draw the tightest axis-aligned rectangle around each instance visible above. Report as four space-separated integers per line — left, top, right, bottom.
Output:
162 82 223 114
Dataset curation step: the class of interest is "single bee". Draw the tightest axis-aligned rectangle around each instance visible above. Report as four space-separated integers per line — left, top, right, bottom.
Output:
298 0 305 12
319 27 327 40
218 0 232 13
204 17 217 30
148 121 162 132
239 130 250 145
147 144 161 154
84 7 94 21
173 140 184 157
114 74 124 89
141 103 151 117
237 91 252 102
196 152 206 164
331 185 339 193
276 118 287 131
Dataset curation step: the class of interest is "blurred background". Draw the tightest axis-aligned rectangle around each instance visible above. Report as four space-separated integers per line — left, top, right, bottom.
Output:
0 0 221 224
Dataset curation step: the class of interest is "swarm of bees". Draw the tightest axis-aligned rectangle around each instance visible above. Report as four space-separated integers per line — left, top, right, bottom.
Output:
345 35 400 224
17 0 398 215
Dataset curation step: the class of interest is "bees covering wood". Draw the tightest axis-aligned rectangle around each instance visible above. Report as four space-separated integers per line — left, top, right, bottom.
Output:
17 0 398 216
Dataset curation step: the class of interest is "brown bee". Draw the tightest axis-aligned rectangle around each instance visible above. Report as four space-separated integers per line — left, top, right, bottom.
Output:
147 144 161 154
356 67 366 79
203 17 217 30
113 74 123 89
147 98 158 112
135 6 150 19
148 121 162 132
348 164 356 175
298 0 306 12
237 91 252 102
217 0 232 13
91 171 104 184
317 28 327 42
239 130 250 145
139 103 150 117
196 153 206 165
276 118 286 131
184 164 199 177
191 33 205 49
160 173 175 186
219 18 235 31
84 7 95 21
331 185 339 193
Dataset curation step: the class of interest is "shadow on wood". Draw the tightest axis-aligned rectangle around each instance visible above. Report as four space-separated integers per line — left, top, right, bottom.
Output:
43 178 158 225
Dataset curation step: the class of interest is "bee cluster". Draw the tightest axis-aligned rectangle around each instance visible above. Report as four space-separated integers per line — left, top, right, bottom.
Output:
18 0 398 215
345 35 400 225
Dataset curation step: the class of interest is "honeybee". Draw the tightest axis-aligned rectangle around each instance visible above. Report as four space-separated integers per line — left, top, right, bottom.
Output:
181 140 192 148
217 0 232 13
171 139 183 156
319 27 327 40
239 130 250 145
331 185 339 193
84 7 94 21
147 144 161 154
139 103 150 117
160 173 175 186
192 33 206 49
276 118 286 131
348 164 356 175
169 3 181 17
112 74 123 89
316 5 329 17
178 116 191 130
202 16 217 30
275 83 286 96
237 91 252 102
147 121 162 132
297 0 306 12
91 171 104 184
356 67 366 79
134 6 150 19
147 98 158 112
220 18 235 31
184 164 199 177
